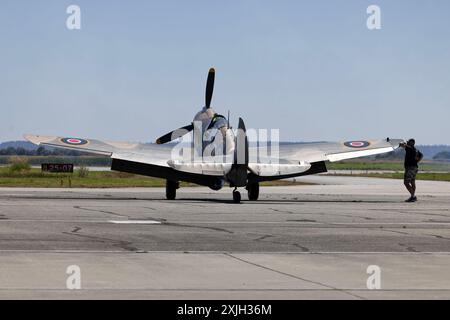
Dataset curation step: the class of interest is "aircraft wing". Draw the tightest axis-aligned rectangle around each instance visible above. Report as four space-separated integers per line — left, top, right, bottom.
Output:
24 134 230 187
276 138 403 163
24 134 173 167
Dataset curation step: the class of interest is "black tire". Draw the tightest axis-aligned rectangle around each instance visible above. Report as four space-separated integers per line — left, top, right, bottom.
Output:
166 180 178 200
247 182 260 201
232 191 241 203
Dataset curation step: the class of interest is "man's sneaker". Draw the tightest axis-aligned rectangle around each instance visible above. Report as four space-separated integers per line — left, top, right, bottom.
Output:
405 197 414 202
412 196 417 202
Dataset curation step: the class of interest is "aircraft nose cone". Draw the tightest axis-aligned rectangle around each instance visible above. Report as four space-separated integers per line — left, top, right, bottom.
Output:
193 107 215 122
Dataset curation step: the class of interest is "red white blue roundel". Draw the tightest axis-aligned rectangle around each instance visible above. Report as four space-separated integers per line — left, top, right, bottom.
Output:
61 138 89 146
344 141 370 148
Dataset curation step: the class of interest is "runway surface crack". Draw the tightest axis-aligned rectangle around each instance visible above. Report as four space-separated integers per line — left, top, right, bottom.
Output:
398 243 419 252
73 206 129 218
164 222 234 234
223 253 365 300
62 230 139 252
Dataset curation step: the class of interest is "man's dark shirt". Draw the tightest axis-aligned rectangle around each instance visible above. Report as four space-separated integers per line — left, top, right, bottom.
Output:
404 146 418 168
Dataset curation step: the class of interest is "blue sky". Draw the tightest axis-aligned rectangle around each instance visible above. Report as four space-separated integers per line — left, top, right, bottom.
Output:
1 0 449 144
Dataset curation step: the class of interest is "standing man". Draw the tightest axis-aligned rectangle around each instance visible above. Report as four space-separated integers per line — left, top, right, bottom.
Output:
400 139 422 202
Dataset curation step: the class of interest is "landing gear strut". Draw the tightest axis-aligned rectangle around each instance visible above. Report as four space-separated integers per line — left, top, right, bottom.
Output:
232 188 241 203
246 182 260 201
166 180 179 200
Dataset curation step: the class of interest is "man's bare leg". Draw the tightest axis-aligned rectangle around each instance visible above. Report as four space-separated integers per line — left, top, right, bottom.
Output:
404 182 414 197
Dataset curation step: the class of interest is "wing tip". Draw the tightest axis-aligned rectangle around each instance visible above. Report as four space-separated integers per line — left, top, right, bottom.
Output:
23 134 55 146
387 138 405 149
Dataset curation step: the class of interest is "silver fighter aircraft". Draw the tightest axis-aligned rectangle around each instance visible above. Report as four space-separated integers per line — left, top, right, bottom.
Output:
25 68 402 203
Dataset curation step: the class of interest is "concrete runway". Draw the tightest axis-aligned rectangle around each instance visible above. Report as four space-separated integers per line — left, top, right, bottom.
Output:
0 176 450 299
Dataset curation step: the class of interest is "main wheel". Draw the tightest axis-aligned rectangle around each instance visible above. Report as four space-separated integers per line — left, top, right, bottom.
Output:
247 182 260 201
232 190 241 203
165 180 178 200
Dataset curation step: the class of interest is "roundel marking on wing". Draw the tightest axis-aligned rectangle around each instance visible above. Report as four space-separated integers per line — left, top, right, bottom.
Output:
344 141 370 148
60 138 89 146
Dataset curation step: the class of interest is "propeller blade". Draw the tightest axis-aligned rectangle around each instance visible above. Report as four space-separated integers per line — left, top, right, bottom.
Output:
156 123 194 144
205 68 215 108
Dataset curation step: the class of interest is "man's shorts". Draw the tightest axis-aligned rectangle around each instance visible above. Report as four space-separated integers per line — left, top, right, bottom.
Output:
404 166 418 183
